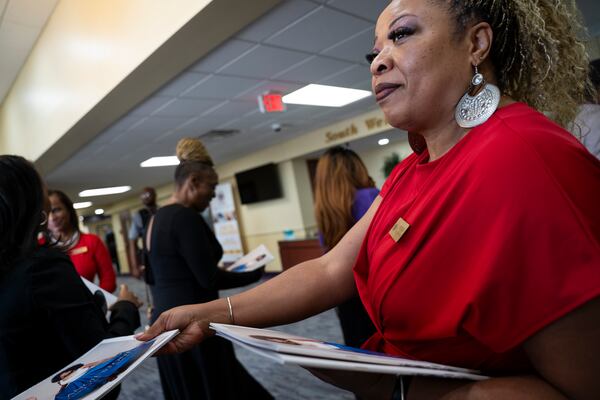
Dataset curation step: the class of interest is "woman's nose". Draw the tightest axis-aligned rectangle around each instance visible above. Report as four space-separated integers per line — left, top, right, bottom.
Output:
370 48 392 76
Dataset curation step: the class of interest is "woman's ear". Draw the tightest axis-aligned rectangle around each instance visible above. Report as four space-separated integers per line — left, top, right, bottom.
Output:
187 176 198 194
179 177 195 200
468 21 493 66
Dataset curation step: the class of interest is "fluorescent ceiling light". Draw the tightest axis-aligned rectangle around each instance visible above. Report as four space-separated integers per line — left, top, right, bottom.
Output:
140 156 180 168
378 138 390 146
73 201 93 209
282 84 371 107
79 186 131 197
95 209 105 215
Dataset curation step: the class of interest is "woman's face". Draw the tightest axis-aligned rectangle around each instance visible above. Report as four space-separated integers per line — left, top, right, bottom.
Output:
189 169 218 212
370 0 473 133
48 194 70 235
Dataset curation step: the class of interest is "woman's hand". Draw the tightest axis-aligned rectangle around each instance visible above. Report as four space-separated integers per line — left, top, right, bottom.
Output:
135 303 219 354
114 284 143 308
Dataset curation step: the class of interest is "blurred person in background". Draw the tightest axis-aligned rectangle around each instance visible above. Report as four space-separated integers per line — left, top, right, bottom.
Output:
571 59 600 159
128 186 158 281
48 189 117 293
104 228 120 275
314 146 377 348
145 138 272 400
0 155 142 398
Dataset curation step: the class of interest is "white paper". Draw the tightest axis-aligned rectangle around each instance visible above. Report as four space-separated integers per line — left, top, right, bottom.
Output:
13 330 179 400
211 323 487 380
235 340 487 380
225 244 274 272
81 277 118 309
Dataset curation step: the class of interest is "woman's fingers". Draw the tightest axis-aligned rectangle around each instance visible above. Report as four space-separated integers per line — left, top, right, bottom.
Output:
135 305 210 354
135 313 168 341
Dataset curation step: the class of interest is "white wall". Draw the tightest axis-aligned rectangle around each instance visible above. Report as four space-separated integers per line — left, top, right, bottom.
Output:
0 0 213 159
238 161 305 237
360 135 413 189
292 157 318 231
235 160 309 272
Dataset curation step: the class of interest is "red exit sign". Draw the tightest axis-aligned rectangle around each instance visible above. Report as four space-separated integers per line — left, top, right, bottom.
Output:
258 92 286 113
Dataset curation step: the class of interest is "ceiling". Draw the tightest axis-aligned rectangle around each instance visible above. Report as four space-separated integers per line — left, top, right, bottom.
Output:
44 0 389 209
14 0 598 210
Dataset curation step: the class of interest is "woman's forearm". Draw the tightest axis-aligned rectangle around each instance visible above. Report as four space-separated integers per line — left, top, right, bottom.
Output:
410 375 567 400
217 200 379 328
228 256 356 328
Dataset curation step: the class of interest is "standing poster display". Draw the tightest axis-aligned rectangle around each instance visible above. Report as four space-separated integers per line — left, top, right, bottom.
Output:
210 182 244 264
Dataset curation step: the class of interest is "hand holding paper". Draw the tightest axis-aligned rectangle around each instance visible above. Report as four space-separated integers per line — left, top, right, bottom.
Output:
136 303 217 355
116 284 143 308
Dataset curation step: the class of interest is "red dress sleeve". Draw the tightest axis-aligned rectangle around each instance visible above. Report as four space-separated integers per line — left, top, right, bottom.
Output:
89 234 117 293
460 113 600 353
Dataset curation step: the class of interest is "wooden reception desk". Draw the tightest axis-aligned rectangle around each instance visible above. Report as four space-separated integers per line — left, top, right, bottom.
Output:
278 239 324 271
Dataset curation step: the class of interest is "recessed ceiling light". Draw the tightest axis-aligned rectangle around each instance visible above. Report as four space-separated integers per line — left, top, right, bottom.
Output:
282 84 371 107
79 186 131 197
378 138 390 146
73 201 93 209
140 156 180 168
95 208 105 215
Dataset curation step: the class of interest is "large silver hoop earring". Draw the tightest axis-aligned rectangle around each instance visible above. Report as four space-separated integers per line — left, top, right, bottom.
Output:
455 65 500 128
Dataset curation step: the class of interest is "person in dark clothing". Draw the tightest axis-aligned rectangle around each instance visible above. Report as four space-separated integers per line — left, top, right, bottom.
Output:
0 155 142 399
105 230 120 275
314 147 377 348
146 138 272 400
128 187 158 281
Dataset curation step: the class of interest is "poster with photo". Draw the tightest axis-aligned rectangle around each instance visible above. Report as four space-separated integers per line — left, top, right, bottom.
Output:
210 183 244 263
13 331 178 400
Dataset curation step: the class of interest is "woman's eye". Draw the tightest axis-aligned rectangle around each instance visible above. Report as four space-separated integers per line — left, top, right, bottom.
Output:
388 27 413 44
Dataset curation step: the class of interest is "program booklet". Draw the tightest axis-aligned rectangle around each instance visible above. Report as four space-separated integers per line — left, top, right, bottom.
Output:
12 330 179 400
210 323 488 381
81 277 118 309
225 244 274 272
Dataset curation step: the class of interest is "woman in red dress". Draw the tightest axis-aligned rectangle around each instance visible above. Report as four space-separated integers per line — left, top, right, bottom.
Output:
48 190 117 293
140 0 600 398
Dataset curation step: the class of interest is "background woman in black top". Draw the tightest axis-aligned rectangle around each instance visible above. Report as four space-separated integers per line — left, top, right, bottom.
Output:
146 138 272 400
0 155 141 399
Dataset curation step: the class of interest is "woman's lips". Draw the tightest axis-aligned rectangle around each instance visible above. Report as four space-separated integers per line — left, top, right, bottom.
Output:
374 83 401 102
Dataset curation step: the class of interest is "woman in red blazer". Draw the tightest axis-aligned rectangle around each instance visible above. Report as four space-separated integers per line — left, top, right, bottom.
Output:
48 190 116 293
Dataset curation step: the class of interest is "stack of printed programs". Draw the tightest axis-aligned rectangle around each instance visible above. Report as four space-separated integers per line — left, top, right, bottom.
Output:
211 323 488 381
13 330 178 400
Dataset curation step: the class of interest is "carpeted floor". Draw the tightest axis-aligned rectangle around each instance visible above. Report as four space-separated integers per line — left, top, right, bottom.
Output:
116 274 354 400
